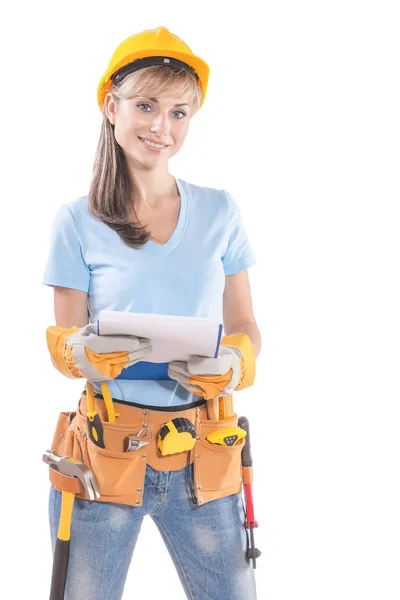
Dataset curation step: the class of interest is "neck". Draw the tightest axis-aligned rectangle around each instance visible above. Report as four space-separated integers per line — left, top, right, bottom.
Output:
128 164 178 209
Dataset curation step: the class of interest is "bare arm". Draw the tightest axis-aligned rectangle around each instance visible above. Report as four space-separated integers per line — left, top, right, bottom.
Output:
223 270 262 357
50 286 89 378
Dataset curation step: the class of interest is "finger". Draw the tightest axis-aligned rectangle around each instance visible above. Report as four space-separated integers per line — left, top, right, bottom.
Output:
79 323 97 336
84 335 144 354
126 346 153 365
134 338 152 351
168 361 189 376
187 355 232 376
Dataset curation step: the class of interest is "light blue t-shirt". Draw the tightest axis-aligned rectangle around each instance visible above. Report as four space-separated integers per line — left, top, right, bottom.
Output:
43 176 257 407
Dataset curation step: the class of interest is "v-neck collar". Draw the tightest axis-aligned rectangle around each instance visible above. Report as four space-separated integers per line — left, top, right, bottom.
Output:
139 176 189 257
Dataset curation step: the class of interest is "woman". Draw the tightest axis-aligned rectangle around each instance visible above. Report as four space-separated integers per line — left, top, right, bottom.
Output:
44 25 262 600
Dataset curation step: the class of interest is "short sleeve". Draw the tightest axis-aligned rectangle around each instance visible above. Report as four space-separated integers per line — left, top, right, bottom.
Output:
42 205 90 292
221 190 257 276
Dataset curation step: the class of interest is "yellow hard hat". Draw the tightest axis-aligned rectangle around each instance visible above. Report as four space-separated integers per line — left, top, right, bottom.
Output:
97 26 210 111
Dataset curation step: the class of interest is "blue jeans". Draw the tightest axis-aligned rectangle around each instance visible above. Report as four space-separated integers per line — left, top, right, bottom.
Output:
49 463 257 599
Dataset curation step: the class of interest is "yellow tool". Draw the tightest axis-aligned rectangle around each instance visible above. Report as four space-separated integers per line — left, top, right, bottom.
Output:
86 381 120 449
158 417 197 456
43 451 100 599
207 395 233 420
206 427 247 447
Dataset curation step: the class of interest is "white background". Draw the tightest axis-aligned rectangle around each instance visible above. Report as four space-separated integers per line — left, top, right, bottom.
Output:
1 1 399 598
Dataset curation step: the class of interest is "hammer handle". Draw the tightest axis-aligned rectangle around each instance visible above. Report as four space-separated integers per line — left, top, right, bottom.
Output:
50 538 69 600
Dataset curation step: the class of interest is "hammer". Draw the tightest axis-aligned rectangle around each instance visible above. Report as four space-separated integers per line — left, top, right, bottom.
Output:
43 450 100 600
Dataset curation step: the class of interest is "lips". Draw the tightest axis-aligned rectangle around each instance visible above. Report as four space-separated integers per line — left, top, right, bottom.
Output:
138 136 169 148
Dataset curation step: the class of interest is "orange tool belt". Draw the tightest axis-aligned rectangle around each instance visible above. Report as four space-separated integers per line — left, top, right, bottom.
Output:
48 384 245 507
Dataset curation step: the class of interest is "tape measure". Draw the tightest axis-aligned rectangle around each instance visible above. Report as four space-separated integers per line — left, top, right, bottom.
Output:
158 417 197 456
206 427 247 447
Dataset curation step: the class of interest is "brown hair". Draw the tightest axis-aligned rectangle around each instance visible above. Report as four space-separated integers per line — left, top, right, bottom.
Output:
88 65 202 248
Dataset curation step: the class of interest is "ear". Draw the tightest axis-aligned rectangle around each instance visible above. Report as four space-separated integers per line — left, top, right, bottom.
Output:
104 93 116 125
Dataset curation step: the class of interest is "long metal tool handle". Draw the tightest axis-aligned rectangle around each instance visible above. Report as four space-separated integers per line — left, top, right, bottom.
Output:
238 416 261 568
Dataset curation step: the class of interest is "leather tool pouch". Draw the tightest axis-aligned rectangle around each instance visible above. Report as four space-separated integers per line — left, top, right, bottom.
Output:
191 411 245 505
49 392 244 507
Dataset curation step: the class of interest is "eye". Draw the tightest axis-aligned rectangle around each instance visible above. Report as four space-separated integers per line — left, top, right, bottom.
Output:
137 103 186 119
137 103 152 112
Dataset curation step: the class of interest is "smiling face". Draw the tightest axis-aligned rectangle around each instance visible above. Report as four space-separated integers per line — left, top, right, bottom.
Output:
104 92 193 166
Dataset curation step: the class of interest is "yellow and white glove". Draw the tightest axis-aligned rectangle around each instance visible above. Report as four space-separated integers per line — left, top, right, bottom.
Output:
168 334 256 400
46 323 152 381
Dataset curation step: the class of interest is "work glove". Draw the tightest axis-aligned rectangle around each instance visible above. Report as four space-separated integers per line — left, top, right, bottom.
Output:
46 323 152 381
168 333 256 400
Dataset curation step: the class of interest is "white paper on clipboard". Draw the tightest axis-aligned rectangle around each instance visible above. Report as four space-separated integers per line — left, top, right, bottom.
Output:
97 310 223 363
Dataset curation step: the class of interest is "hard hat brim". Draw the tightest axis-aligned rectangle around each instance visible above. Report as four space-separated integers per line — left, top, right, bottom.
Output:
97 49 210 111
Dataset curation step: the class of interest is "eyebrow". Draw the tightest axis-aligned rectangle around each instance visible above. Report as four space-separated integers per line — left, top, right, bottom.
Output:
146 97 190 108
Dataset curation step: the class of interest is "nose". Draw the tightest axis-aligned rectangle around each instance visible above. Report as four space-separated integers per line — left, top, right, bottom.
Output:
149 112 171 138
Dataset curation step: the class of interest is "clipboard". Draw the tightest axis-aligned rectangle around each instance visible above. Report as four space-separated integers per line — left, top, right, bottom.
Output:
96 310 223 380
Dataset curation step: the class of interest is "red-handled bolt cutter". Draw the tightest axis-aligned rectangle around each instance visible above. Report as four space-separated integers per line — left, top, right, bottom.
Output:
238 416 262 568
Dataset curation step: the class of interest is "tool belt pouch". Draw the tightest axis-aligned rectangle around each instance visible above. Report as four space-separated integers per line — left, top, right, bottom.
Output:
49 393 244 507
191 411 245 505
